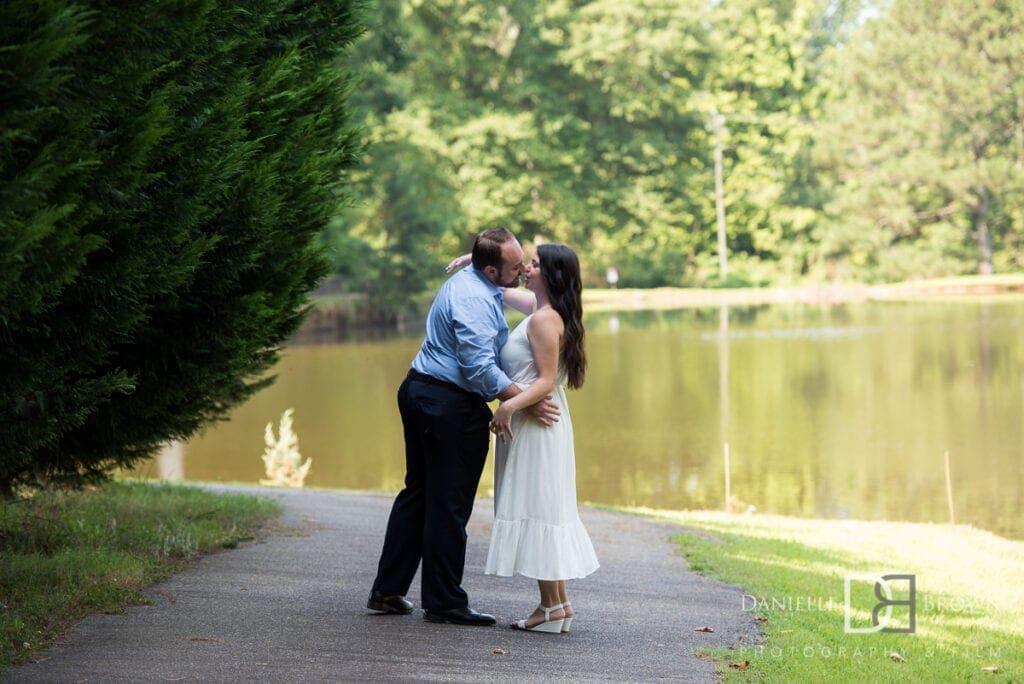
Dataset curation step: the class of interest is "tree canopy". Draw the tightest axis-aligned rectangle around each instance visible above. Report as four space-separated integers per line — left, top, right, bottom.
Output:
817 0 1024 281
329 0 1023 301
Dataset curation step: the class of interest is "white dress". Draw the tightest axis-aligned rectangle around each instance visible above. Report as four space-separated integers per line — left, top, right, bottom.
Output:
484 314 600 580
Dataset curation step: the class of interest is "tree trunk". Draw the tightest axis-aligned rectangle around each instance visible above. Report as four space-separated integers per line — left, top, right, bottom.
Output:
973 184 994 275
712 111 728 278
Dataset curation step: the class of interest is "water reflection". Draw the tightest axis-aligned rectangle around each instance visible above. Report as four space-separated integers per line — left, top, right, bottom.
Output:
139 299 1024 539
719 304 731 512
156 441 184 481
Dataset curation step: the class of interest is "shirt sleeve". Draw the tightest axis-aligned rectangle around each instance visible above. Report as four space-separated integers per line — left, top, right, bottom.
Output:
450 296 512 400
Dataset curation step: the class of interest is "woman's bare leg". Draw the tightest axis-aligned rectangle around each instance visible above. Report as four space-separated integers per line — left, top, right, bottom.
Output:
556 581 573 619
520 580 566 627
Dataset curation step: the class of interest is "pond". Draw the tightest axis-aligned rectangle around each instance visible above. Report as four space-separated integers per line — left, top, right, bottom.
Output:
140 298 1024 540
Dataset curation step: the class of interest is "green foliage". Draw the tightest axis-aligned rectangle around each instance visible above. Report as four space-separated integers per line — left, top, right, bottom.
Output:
816 0 1024 281
327 0 855 296
0 1 365 490
702 0 854 284
331 0 719 293
0 481 280 669
326 0 1022 310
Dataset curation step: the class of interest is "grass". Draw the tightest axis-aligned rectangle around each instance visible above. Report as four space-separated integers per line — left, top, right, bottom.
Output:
639 510 1023 682
0 481 280 671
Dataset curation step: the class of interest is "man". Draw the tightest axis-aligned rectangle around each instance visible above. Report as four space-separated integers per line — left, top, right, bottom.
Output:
367 227 558 626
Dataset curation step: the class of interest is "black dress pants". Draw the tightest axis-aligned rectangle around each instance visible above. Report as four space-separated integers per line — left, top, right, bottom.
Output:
371 372 492 611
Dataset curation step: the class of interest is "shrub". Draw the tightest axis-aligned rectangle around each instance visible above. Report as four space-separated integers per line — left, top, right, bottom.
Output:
0 1 365 492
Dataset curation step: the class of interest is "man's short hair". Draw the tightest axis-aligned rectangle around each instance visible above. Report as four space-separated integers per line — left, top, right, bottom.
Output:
472 227 515 271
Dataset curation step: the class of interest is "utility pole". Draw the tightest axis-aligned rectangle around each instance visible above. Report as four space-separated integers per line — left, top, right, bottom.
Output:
711 108 728 279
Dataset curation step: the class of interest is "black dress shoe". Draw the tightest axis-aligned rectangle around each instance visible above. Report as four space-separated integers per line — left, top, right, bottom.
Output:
423 606 497 626
367 590 413 615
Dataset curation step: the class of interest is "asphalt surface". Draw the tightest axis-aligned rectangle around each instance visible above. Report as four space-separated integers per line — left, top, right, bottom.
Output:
7 486 761 682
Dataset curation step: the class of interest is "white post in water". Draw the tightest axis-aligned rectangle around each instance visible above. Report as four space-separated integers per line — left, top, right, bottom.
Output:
944 450 955 524
724 442 732 514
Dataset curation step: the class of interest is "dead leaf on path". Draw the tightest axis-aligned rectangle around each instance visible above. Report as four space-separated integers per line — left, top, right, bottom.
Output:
694 626 715 633
888 652 906 663
755 616 768 622
729 660 749 670
981 665 999 673
492 648 510 655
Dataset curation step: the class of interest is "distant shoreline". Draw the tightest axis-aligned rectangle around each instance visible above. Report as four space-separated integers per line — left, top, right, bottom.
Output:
582 274 1024 312
299 274 1024 341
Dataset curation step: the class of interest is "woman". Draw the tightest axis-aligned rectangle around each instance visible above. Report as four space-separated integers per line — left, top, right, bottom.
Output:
450 243 599 633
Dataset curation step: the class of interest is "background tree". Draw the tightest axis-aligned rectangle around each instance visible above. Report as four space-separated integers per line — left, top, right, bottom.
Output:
816 0 1024 280
327 0 1022 314
335 0 718 290
703 0 859 284
550 0 714 286
0 0 365 492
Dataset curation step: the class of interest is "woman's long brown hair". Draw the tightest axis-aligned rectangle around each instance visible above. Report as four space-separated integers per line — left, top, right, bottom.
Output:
538 243 586 389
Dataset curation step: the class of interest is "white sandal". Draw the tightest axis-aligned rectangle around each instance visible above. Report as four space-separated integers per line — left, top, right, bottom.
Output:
512 604 565 633
560 602 574 633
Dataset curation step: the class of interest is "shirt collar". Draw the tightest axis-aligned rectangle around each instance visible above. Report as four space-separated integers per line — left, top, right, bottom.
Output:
470 266 503 298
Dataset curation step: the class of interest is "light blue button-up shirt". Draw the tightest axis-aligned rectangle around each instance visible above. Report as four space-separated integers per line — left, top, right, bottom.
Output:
410 266 513 400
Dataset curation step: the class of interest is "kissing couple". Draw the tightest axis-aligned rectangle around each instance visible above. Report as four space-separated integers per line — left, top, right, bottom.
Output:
367 227 599 633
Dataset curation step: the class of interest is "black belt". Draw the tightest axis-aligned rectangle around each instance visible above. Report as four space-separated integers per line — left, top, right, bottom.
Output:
407 369 478 397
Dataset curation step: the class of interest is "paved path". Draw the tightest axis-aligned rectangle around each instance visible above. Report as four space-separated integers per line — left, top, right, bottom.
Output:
7 487 760 682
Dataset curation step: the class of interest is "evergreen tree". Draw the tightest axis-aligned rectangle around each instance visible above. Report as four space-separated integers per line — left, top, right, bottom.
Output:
0 0 365 492
816 0 1024 280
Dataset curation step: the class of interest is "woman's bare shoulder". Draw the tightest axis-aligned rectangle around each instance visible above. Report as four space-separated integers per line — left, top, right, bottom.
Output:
528 307 565 334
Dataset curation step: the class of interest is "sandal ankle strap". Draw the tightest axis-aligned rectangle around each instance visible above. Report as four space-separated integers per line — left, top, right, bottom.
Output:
539 604 563 619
